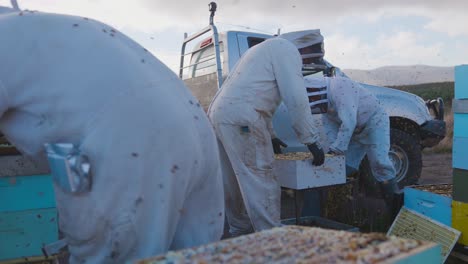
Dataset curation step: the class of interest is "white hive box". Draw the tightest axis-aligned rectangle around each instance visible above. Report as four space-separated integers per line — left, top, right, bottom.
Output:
273 153 346 190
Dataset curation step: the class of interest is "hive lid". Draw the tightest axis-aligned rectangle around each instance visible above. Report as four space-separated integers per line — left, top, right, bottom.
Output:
388 206 461 263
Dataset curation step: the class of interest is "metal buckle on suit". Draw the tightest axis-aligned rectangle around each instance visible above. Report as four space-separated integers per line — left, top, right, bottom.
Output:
44 143 92 194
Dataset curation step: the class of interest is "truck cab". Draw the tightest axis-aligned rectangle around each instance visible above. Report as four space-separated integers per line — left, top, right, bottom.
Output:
181 29 446 188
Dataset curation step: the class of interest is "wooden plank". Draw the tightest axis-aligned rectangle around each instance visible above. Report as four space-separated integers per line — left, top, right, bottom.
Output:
452 200 468 246
455 65 468 100
0 255 59 264
453 137 468 170
450 251 468 263
453 169 468 203
0 156 49 177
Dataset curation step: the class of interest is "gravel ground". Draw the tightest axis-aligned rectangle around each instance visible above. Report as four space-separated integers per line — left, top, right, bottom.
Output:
419 153 452 184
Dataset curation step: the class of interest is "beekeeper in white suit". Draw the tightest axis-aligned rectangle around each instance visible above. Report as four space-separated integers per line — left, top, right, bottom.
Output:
0 5 224 263
208 30 325 236
304 76 400 205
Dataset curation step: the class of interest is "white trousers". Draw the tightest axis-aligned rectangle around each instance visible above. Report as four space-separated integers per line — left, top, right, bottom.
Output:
341 110 396 182
213 117 281 236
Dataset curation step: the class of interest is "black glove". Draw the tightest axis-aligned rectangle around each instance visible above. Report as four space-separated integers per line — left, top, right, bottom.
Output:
307 143 325 166
379 178 403 219
272 138 288 154
345 165 359 178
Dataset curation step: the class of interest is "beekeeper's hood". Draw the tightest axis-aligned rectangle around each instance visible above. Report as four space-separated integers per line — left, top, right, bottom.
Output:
279 29 325 65
304 76 328 115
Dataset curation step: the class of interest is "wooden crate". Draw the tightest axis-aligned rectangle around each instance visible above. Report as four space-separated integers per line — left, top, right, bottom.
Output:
0 174 58 261
274 153 346 190
403 184 468 247
137 226 441 263
452 65 468 246
404 185 452 227
388 207 460 263
452 200 468 246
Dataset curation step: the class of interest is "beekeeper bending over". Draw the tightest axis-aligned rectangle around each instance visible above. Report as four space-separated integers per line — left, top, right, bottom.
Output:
305 76 400 208
208 30 325 236
0 6 223 263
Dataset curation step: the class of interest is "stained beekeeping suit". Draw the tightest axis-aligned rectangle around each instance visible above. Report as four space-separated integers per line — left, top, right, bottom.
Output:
0 8 224 263
304 76 399 199
208 30 325 236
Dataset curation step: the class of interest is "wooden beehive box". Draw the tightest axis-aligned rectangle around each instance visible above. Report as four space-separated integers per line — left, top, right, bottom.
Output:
404 184 453 227
452 65 468 246
273 153 346 190
136 226 441 264
388 207 460 263
0 156 58 261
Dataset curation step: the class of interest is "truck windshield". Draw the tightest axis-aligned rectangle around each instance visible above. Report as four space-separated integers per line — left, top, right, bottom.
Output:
185 41 224 79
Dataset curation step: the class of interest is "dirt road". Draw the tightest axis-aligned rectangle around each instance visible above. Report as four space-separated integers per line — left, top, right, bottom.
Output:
419 153 452 184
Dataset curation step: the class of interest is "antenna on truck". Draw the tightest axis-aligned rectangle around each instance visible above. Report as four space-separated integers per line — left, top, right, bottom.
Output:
179 2 223 89
209 2 217 25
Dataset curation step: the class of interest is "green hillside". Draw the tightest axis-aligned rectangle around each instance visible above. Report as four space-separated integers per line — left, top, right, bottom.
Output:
389 82 454 105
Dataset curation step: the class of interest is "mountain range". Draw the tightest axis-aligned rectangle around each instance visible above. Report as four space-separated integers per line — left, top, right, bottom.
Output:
342 65 454 86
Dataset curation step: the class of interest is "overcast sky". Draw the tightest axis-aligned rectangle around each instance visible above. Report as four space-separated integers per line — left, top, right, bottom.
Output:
1 0 467 71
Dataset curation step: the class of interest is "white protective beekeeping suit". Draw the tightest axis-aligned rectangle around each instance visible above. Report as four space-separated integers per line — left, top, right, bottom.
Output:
0 9 224 263
305 76 396 182
208 32 322 236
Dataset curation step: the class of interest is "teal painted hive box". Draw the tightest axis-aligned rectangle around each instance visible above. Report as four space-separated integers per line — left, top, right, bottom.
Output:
404 184 452 227
0 156 58 261
453 65 468 170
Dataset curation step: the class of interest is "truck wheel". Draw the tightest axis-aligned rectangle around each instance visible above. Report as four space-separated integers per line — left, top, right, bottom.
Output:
357 128 422 197
389 128 422 187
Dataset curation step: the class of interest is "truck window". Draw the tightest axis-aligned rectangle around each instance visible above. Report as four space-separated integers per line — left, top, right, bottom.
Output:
247 37 266 48
186 41 224 79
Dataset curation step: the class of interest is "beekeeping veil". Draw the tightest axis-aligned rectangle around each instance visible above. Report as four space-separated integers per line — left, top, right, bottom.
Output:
304 76 328 114
279 29 325 67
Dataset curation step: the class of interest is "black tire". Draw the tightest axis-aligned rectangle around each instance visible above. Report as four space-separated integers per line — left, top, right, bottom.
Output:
389 128 422 188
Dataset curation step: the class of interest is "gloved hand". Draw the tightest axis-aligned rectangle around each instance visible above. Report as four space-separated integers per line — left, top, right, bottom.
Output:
379 178 403 219
272 138 288 154
307 143 325 166
345 165 359 178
